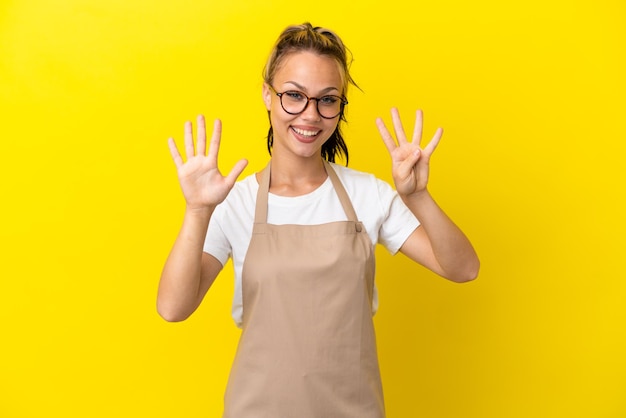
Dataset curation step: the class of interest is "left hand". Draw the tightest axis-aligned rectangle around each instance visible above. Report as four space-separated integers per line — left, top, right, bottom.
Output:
376 108 443 198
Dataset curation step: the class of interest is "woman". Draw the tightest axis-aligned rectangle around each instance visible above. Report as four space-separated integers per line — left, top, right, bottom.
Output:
158 23 479 417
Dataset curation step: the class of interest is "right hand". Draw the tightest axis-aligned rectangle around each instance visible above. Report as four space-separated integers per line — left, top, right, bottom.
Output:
168 115 248 212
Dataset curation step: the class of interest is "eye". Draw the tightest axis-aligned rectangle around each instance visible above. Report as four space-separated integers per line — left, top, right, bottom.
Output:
319 95 340 106
284 91 305 101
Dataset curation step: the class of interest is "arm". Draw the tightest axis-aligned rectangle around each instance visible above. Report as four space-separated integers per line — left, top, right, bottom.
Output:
157 116 248 321
157 209 223 322
376 108 479 283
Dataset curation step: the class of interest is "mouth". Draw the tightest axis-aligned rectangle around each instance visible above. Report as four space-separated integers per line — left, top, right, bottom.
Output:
291 126 322 143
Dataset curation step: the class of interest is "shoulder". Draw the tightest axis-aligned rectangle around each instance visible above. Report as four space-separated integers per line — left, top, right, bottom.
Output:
213 173 258 219
328 163 402 220
328 163 396 198
227 173 258 200
328 162 376 186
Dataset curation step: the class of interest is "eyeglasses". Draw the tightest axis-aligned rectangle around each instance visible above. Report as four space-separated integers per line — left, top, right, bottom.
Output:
269 85 348 119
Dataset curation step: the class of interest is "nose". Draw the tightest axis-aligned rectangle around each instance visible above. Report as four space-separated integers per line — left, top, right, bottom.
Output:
301 98 321 120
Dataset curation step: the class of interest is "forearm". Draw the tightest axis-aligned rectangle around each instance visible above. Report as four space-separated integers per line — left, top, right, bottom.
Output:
157 208 215 321
403 190 479 282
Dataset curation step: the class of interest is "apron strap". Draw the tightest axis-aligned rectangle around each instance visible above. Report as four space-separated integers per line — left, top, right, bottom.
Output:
254 160 359 224
254 162 272 224
322 160 359 222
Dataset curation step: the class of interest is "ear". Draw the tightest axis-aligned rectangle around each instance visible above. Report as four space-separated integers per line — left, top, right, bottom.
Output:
262 83 272 111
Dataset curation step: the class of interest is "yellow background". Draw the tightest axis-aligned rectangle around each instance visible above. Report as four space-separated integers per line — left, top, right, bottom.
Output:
1 0 625 416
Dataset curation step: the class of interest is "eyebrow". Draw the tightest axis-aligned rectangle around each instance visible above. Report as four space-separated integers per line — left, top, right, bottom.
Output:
283 81 340 95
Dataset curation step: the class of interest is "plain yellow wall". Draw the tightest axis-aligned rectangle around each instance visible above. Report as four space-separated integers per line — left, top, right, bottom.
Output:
1 0 625 417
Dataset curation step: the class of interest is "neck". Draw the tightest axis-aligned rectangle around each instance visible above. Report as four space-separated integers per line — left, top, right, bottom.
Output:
260 154 329 197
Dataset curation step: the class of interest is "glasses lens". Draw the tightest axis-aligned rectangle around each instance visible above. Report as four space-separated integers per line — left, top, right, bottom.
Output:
317 95 343 118
280 91 344 119
280 91 308 114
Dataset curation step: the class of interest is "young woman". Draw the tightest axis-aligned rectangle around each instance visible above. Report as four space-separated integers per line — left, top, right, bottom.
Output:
158 23 479 417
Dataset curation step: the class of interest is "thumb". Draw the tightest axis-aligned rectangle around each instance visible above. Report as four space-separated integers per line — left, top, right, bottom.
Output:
396 149 421 177
224 159 249 186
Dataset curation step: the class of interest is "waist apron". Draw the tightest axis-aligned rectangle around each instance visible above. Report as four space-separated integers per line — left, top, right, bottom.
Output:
223 160 385 417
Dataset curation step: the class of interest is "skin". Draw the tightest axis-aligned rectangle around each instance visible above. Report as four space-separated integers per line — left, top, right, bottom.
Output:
157 51 479 322
260 51 344 196
377 109 480 282
158 117 247 322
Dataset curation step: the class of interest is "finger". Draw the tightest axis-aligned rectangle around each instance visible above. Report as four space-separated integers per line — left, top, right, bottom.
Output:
224 159 249 186
423 127 443 156
168 138 184 168
207 119 222 165
184 120 195 159
391 107 409 145
411 109 423 146
395 150 421 181
196 115 207 156
375 117 397 154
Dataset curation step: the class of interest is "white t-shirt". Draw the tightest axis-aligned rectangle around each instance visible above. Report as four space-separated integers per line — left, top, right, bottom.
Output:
203 162 420 327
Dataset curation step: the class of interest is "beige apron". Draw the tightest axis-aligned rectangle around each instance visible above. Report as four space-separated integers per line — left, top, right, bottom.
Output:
223 160 385 417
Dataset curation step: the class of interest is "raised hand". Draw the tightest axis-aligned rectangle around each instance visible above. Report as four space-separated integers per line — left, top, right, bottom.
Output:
168 115 248 212
376 108 442 198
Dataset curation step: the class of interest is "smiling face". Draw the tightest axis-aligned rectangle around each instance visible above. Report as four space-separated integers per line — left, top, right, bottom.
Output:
263 51 344 162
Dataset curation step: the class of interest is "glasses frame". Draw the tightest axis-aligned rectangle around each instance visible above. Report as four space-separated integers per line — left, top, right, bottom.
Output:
268 85 348 120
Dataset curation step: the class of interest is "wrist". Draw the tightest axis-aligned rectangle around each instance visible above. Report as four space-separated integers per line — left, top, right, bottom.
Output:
400 188 431 205
184 205 215 222
400 189 439 220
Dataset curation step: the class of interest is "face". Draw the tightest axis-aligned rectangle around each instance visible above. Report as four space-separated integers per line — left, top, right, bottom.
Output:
263 51 344 161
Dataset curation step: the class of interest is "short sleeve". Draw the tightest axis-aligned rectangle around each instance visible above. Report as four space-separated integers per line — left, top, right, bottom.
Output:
203 206 231 267
376 179 420 254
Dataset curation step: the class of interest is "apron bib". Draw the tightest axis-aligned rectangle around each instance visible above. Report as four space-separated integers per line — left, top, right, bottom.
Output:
223 160 385 417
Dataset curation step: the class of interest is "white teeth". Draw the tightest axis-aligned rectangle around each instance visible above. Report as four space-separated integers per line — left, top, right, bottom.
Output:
292 127 319 137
